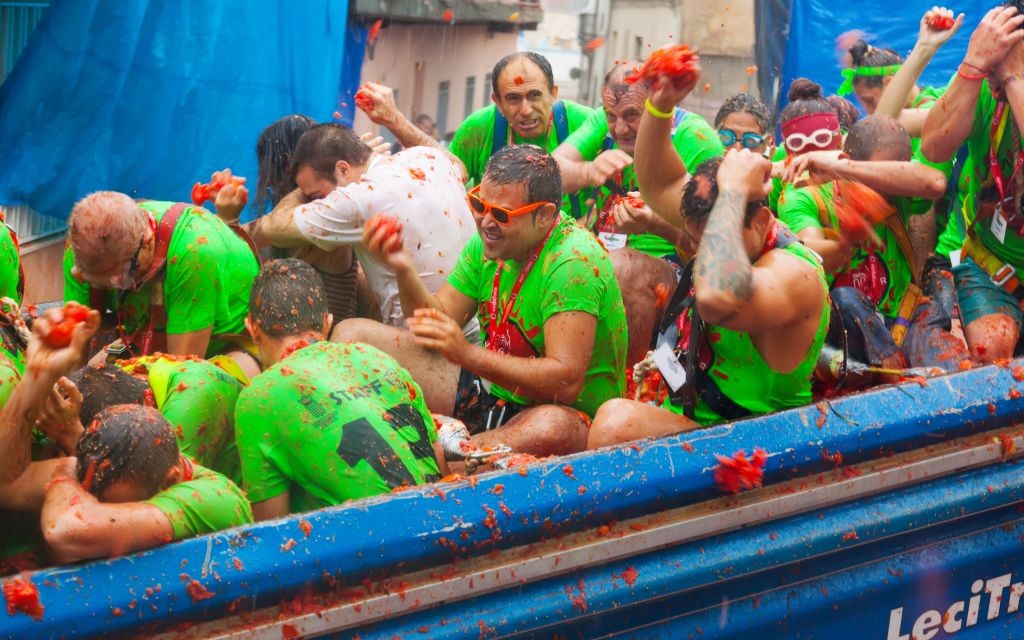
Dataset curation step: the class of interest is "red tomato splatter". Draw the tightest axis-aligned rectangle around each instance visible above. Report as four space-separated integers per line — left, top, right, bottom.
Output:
299 519 312 538
682 441 695 452
1013 366 1024 382
281 538 297 552
408 167 426 181
491 484 504 496
833 181 895 244
190 169 246 206
354 88 374 113
41 301 90 349
441 9 455 22
366 18 384 46
584 37 605 51
654 283 670 310
1010 388 1021 399
3 576 44 619
625 44 699 90
185 579 215 603
232 557 244 571
927 14 955 30
713 448 767 494
562 464 575 479
745 65 758 75
80 460 98 493
703 82 711 93
513 75 524 85
842 529 858 541
282 623 301 640
621 566 639 586
332 111 342 120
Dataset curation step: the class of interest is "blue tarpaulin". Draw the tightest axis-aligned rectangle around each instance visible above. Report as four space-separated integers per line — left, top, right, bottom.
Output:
761 0 996 117
0 0 363 221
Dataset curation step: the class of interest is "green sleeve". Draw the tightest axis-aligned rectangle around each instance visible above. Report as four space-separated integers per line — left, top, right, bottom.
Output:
562 107 609 160
539 257 604 323
779 187 826 235
447 235 485 302
146 465 253 540
161 362 243 484
671 112 725 172
0 225 21 305
0 359 20 407
234 382 291 503
449 106 495 184
62 245 89 305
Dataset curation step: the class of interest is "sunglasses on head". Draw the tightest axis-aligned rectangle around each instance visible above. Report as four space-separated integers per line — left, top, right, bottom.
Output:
466 185 549 225
718 129 764 150
785 128 838 153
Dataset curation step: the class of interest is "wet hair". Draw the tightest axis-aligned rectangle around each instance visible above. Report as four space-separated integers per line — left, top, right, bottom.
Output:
254 115 317 214
843 114 912 161
681 158 765 228
249 258 328 338
826 95 861 131
491 52 555 95
714 93 773 133
290 123 372 181
779 78 836 123
67 365 148 427
68 191 148 269
848 40 903 89
76 405 179 498
482 144 563 207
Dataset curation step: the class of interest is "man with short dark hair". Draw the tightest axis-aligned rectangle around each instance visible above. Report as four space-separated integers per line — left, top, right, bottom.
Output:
235 259 445 520
338 145 627 457
0 307 251 565
448 52 594 218
588 149 830 448
258 123 477 331
63 191 260 359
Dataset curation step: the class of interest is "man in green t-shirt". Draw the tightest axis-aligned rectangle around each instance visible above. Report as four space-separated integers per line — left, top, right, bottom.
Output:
552 61 724 366
780 115 966 372
63 191 260 360
922 5 1024 363
0 218 23 305
0 306 251 566
35 355 245 484
335 145 627 458
449 52 594 218
236 259 443 520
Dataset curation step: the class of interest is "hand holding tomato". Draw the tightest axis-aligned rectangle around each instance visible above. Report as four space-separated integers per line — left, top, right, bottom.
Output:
919 7 964 49
29 303 100 381
362 213 412 272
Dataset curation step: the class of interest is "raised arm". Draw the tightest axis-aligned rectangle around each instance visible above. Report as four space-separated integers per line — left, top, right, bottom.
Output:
785 152 947 199
634 71 700 225
356 82 469 183
922 6 1024 162
695 150 823 331
253 188 313 249
876 7 965 136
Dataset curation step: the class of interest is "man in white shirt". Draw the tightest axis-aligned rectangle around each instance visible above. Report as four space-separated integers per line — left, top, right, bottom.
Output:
259 123 477 333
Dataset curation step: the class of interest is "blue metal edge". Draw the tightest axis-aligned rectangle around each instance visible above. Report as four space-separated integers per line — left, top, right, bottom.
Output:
4 359 1024 638
345 458 1024 639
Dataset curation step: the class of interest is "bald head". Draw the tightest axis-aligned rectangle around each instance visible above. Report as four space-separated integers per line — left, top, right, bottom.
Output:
602 60 645 105
69 191 147 268
843 114 911 162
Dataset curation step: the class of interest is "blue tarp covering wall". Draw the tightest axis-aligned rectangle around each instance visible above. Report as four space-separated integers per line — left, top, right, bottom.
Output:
0 1 363 221
760 0 996 117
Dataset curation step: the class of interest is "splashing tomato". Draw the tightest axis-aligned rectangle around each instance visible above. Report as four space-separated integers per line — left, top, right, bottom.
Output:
625 45 700 90
713 448 768 494
41 301 90 349
3 576 44 620
927 14 955 30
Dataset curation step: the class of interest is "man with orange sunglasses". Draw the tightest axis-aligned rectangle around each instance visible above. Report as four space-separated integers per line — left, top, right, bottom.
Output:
336 145 627 458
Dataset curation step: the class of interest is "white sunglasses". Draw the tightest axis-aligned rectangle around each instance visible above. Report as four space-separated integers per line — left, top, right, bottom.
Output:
785 128 838 153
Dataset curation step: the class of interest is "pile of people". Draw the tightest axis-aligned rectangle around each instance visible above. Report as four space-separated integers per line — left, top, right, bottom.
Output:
3 1 1024 573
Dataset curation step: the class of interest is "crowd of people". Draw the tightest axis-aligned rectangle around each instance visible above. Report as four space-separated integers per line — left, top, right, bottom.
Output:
2 1 1024 573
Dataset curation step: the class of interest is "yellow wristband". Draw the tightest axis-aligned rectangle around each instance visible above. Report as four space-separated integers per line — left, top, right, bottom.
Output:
645 98 673 119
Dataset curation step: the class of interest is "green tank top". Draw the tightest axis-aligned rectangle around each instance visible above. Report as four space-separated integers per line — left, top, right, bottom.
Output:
665 240 830 425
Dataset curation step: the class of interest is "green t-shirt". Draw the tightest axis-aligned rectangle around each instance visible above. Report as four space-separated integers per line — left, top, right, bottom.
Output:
963 80 1024 266
0 349 37 571
449 101 595 214
235 341 441 513
63 201 259 357
769 145 789 213
563 106 723 257
0 222 22 306
779 183 916 318
448 215 627 416
120 355 243 485
146 462 252 540
936 155 974 257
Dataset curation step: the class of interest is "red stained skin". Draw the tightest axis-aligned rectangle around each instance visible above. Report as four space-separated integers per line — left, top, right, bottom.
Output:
3 576 44 620
354 88 374 112
41 302 89 348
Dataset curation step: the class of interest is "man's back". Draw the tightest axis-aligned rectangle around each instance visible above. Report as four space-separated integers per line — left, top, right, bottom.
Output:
234 341 441 514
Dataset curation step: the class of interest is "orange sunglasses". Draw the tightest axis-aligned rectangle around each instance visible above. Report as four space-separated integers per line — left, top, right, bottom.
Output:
466 185 548 225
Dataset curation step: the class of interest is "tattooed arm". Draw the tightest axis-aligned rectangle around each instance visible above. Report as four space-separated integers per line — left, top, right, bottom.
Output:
694 150 824 332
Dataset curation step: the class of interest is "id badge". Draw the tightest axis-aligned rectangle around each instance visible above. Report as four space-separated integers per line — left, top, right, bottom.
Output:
992 208 1008 244
598 231 628 251
652 342 687 392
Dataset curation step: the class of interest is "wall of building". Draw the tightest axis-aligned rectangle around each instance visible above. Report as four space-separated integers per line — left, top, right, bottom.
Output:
353 23 520 139
580 0 758 123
